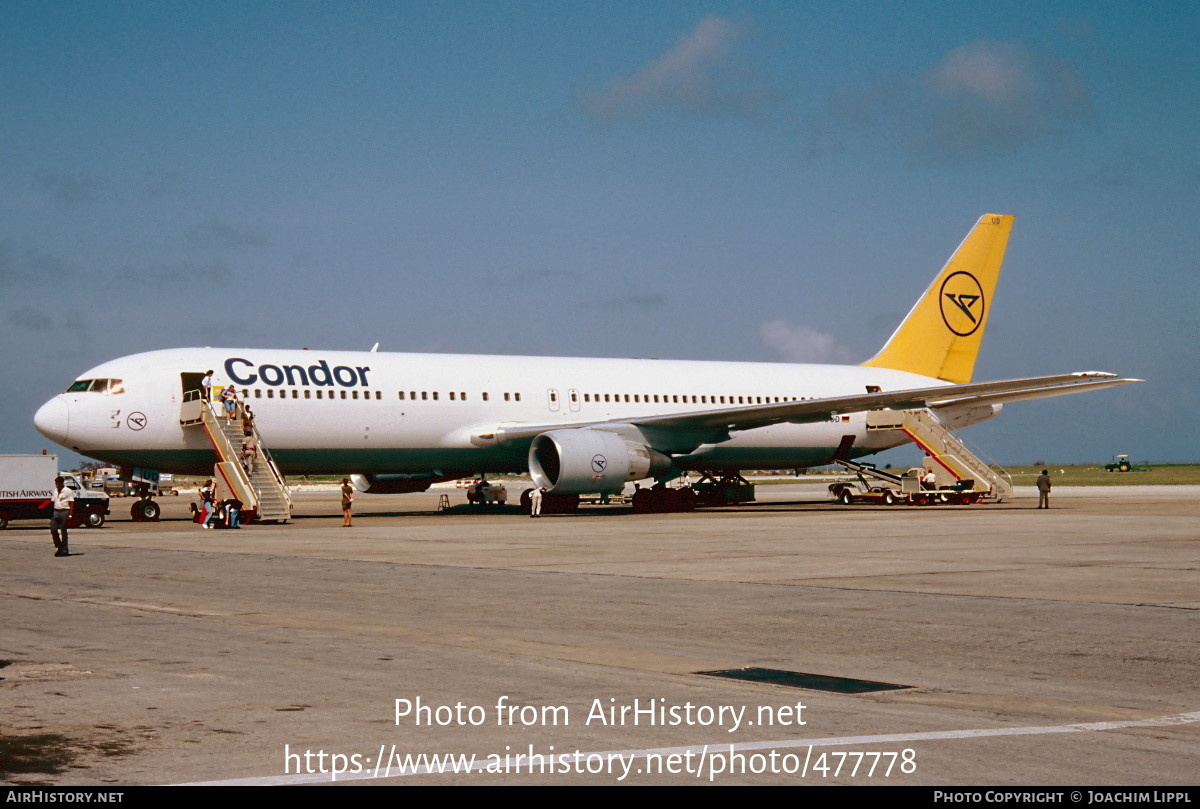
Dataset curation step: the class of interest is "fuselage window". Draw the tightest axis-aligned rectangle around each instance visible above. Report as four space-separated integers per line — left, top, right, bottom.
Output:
352 391 359 400
549 391 556 403
421 392 428 400
584 393 591 403
340 390 347 400
450 392 456 401
304 390 311 399
603 394 610 403
569 391 577 403
316 390 323 399
254 389 262 399
504 393 511 402
267 389 275 399
292 390 299 399
460 391 465 400
623 394 629 402
410 391 417 400
482 392 489 401
398 391 405 400
514 392 521 402
432 392 439 400
376 391 381 400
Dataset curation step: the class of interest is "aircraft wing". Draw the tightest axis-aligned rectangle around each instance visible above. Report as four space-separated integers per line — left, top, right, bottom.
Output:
490 372 1140 450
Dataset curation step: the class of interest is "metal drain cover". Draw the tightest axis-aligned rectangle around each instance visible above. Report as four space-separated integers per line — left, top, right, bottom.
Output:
697 667 909 694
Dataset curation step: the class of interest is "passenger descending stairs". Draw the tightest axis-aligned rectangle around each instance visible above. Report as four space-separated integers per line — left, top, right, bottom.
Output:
866 408 1014 501
180 393 292 522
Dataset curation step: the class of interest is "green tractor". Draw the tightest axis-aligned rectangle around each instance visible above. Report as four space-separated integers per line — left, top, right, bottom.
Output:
1104 454 1148 472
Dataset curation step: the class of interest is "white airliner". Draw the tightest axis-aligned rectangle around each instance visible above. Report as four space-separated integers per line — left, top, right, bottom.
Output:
34 214 1137 506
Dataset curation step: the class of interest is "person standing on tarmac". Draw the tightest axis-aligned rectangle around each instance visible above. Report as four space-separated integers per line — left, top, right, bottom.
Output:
50 476 75 557
341 478 354 527
530 486 545 518
1036 469 1052 509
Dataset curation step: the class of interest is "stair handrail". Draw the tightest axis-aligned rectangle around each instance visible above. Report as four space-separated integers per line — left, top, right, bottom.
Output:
240 404 292 514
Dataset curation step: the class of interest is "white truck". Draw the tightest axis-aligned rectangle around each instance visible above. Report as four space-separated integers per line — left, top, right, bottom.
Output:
0 455 111 530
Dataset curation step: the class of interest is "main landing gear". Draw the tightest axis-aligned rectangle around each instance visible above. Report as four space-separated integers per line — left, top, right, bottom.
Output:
631 484 697 514
130 498 161 521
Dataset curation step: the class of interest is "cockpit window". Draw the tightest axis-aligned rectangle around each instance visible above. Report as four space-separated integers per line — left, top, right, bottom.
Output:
65 378 124 394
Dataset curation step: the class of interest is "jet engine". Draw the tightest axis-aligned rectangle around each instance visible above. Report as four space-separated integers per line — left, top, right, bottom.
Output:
528 429 672 494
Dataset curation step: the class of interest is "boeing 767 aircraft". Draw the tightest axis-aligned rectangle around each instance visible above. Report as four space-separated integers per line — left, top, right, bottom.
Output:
34 214 1137 512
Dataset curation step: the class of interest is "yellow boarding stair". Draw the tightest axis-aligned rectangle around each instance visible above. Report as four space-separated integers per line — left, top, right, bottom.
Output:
866 408 1014 501
180 391 292 522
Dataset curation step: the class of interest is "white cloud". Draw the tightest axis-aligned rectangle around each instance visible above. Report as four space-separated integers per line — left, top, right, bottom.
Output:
928 40 1033 104
813 39 1091 161
759 319 855 363
584 15 766 121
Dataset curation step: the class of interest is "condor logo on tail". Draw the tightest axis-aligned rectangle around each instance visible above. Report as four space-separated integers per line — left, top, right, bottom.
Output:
939 271 985 336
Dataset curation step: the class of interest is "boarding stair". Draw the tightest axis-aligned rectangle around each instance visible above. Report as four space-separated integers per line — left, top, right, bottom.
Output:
865 408 1014 501
179 391 292 522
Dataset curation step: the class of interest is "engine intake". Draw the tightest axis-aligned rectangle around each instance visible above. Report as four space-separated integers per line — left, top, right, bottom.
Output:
529 429 672 494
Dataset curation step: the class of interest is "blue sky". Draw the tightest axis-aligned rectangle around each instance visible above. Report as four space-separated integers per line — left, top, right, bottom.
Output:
2 1 1197 466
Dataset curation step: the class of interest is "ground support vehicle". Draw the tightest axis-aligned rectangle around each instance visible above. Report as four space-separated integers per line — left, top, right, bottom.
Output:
466 480 508 505
0 455 110 529
829 460 982 506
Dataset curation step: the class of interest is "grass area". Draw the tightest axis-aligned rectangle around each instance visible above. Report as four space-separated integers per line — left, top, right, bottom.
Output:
1000 464 1200 486
764 464 1200 486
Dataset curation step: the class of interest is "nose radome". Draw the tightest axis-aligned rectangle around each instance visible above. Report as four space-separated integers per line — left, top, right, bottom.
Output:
34 397 70 446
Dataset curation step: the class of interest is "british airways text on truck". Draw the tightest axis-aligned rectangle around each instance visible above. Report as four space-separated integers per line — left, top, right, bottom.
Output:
0 455 111 530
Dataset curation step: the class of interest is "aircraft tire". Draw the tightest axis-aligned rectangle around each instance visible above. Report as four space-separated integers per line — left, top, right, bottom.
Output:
676 488 697 512
131 499 161 522
631 488 653 513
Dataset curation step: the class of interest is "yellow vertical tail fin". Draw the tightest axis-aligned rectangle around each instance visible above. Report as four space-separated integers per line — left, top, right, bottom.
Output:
862 214 1013 384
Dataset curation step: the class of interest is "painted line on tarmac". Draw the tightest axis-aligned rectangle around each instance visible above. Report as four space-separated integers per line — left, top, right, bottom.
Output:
181 709 1200 785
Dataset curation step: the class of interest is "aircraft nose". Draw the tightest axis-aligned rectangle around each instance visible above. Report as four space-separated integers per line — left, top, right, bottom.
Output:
34 397 70 446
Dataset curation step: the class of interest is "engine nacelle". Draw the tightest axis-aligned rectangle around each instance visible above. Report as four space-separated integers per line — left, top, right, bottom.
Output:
529 429 672 494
